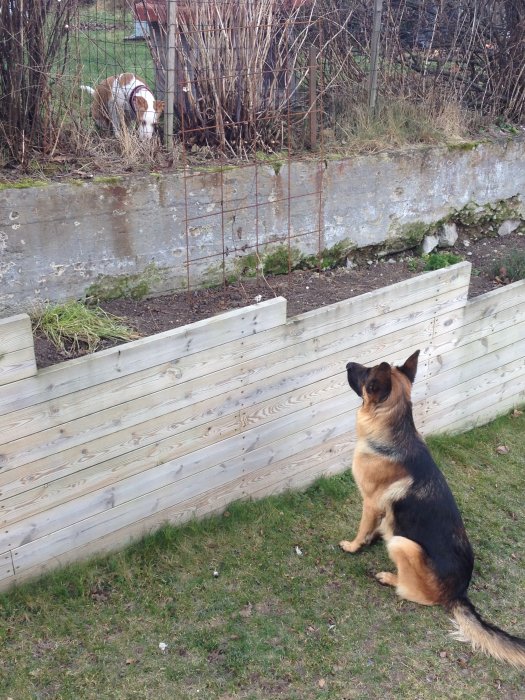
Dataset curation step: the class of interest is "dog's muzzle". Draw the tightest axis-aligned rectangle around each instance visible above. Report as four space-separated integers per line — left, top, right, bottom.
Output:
346 361 369 398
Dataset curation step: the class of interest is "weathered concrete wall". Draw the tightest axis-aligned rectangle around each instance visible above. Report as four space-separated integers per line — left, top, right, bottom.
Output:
1 138 524 314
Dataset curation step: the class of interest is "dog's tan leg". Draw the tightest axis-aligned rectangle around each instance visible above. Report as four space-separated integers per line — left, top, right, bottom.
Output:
377 535 441 606
339 501 382 553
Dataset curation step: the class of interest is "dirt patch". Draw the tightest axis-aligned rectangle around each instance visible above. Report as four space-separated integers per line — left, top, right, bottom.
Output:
33 232 525 368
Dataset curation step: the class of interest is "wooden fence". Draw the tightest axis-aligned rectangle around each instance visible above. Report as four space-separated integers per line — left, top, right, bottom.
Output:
1 262 524 591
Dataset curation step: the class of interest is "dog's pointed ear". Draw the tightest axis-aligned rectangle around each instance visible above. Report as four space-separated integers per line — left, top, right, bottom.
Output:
398 350 420 384
155 100 165 114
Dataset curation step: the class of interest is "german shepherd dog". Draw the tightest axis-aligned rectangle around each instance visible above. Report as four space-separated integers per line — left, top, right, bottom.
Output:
340 350 525 667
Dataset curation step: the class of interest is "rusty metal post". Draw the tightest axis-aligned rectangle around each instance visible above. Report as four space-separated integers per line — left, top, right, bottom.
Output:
368 0 383 114
165 0 177 148
309 44 317 150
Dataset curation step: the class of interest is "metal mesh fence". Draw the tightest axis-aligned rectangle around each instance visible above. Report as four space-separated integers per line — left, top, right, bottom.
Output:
1 0 523 292
2 1 523 160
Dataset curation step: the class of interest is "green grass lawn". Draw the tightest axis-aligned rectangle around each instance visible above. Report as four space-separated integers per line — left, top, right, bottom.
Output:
51 5 156 131
1 410 524 699
72 7 155 87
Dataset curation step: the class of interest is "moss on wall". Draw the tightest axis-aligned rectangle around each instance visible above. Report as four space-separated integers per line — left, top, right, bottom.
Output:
0 178 48 190
85 262 167 302
448 197 523 235
383 196 524 257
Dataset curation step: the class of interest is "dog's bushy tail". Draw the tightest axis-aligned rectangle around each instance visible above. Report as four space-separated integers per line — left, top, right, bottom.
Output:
80 85 95 96
448 597 525 668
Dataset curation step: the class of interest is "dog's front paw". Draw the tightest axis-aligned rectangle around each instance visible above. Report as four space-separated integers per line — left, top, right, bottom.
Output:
339 539 362 554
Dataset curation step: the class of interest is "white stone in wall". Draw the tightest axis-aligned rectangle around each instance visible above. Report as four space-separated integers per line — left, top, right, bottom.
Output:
438 222 458 247
498 219 521 236
422 234 439 254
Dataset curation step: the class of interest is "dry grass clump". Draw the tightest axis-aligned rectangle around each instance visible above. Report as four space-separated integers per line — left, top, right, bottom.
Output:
32 300 140 356
328 93 471 154
153 0 315 155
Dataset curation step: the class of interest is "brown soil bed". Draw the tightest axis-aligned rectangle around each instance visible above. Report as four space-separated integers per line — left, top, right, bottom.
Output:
33 232 524 368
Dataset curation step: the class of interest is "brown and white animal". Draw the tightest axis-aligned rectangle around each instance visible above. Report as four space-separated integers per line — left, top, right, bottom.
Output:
81 73 164 140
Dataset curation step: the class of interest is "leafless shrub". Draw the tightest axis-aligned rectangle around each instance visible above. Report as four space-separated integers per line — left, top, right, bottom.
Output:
144 0 318 154
312 0 524 142
0 0 79 167
376 0 525 120
1 0 523 170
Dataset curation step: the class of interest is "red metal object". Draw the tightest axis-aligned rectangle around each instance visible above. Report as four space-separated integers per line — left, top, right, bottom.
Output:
134 0 311 24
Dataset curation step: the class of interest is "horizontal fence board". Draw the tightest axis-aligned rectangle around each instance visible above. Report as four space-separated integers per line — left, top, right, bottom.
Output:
249 452 353 504
4 319 415 525
0 436 357 591
0 550 14 581
417 357 525 431
10 417 355 574
433 281 525 340
1 282 463 472
183 435 357 525
421 347 525 410
1 391 358 550
1 265 524 591
0 390 244 501
0 264 469 425
0 314 34 353
433 300 525 353
0 297 287 417
293 261 470 333
418 376 525 436
0 327 426 508
0 267 469 445
427 319 525 380
0 347 37 387
429 393 525 436
0 311 36 386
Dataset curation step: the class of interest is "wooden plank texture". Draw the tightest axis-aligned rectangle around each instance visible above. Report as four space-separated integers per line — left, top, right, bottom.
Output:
0 282 458 473
421 388 525 437
0 314 34 353
0 314 36 385
0 550 14 582
433 280 525 339
0 392 358 551
2 264 524 591
0 325 425 505
0 268 469 443
8 416 356 574
0 297 287 416
0 436 355 591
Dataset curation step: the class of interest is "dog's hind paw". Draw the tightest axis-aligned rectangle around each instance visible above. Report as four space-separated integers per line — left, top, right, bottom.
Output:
339 539 361 553
375 571 397 587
